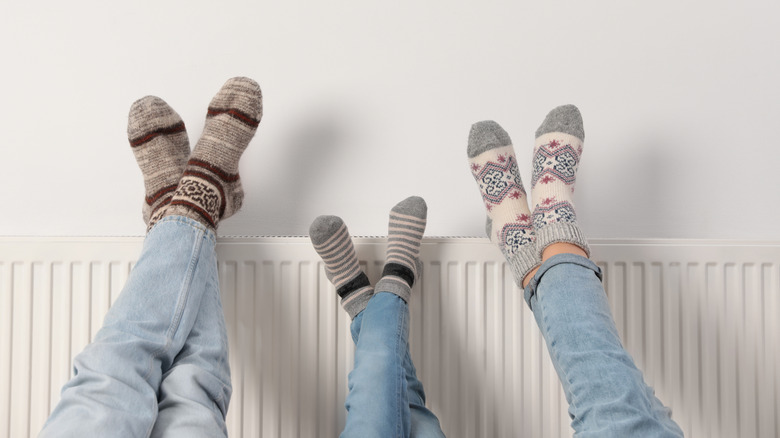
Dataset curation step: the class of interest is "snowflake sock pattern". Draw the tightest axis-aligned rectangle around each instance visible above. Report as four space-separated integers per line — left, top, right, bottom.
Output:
531 104 590 256
468 120 540 286
159 77 262 230
127 96 190 228
310 215 374 319
375 196 427 304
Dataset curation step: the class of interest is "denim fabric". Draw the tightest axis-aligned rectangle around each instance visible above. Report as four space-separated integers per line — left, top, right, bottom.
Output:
343 292 445 438
524 253 684 437
40 216 230 438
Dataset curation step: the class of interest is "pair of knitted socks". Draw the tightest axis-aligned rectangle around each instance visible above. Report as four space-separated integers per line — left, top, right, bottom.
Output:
127 77 262 231
468 105 589 287
310 196 427 319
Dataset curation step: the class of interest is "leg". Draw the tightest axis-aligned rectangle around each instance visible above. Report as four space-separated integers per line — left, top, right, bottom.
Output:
525 253 684 437
344 292 412 438
39 216 217 437
526 106 682 436
350 306 445 438
467 107 682 436
404 348 446 437
149 269 232 438
41 78 261 437
312 197 444 437
149 77 262 436
343 197 443 438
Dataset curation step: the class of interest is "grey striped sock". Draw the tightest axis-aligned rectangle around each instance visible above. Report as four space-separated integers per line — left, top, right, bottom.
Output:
376 196 427 303
309 215 373 319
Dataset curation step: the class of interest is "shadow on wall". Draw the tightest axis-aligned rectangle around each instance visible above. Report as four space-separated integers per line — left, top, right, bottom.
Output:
580 128 685 239
250 109 350 235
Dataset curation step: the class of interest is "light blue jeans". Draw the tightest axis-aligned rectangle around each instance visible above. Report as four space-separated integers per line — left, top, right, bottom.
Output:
524 253 684 437
39 216 231 438
343 291 445 438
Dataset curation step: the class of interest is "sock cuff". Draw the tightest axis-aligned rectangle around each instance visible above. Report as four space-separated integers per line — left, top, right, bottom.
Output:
336 271 371 298
505 244 542 288
535 222 591 258
341 286 374 319
375 276 411 303
381 262 415 288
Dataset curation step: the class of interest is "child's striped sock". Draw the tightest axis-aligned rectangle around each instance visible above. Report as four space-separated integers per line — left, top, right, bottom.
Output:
376 196 427 303
310 215 374 319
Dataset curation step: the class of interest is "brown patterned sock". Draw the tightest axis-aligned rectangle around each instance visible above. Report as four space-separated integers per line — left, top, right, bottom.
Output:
127 96 190 228
158 77 263 229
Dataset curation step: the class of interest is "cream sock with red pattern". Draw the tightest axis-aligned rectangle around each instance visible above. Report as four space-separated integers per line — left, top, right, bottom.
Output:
468 121 540 287
531 104 589 256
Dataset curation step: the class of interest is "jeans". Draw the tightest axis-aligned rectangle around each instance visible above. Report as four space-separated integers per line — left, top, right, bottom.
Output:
39 216 231 438
524 253 684 437
342 292 445 438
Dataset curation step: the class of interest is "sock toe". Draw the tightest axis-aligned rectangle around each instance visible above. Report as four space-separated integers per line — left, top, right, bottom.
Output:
208 77 263 124
467 120 512 158
391 196 427 220
534 104 584 141
127 96 186 146
309 215 345 246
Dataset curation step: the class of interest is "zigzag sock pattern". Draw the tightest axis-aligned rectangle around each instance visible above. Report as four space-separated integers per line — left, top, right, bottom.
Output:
310 215 373 319
468 120 540 286
158 77 262 230
531 104 590 256
127 96 190 227
376 196 427 303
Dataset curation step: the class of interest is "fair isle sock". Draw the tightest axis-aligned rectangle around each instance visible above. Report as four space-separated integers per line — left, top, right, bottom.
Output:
310 215 373 319
531 104 590 256
127 96 190 228
468 120 540 286
158 77 263 230
375 196 427 303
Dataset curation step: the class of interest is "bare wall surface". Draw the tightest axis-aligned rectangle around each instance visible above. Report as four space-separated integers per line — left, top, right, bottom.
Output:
1 0 778 238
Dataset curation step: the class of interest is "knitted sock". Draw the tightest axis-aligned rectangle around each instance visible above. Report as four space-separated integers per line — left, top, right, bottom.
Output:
310 215 373 319
158 77 263 229
127 96 190 228
375 196 427 303
468 120 540 286
531 104 589 256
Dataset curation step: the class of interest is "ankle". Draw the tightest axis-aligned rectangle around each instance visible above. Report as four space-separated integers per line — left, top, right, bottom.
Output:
542 242 588 261
522 266 539 288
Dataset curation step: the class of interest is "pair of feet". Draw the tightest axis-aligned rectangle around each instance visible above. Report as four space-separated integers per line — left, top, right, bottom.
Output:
468 105 590 287
127 77 263 231
309 196 427 318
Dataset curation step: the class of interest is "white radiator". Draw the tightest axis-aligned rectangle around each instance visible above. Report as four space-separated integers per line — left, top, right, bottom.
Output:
1 238 778 438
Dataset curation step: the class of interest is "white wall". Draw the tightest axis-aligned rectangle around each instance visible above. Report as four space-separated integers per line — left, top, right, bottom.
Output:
1 0 778 239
